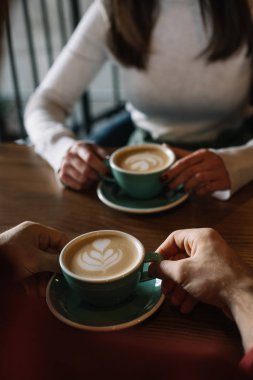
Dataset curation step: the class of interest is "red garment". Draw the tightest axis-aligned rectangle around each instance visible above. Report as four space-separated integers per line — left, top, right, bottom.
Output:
240 348 253 377
0 285 252 380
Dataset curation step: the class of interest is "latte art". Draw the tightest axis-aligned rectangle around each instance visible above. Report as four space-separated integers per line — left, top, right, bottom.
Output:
77 238 123 272
66 233 142 281
123 152 164 172
114 146 171 174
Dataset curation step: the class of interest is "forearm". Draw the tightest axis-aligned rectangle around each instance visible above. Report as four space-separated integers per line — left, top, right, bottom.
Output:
228 277 253 352
25 93 76 171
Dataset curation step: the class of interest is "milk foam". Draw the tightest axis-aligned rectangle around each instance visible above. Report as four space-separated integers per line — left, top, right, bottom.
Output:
76 238 123 272
124 152 164 172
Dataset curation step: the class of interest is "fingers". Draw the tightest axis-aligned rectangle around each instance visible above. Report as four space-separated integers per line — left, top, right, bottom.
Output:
180 294 197 313
163 149 231 195
31 224 68 274
37 251 60 273
37 224 69 252
59 142 108 190
149 257 189 285
161 276 197 314
156 229 195 259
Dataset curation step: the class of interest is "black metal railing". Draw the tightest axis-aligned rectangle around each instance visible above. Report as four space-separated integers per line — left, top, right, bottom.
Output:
1 0 124 142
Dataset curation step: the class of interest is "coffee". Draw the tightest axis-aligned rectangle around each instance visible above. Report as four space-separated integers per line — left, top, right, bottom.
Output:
114 146 171 173
60 230 163 307
65 232 142 281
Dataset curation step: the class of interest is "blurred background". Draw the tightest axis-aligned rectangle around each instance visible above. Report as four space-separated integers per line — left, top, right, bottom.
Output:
0 0 125 142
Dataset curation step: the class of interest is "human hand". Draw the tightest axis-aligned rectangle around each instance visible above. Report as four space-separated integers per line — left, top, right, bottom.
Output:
58 141 109 191
0 221 69 282
148 228 253 315
163 147 231 196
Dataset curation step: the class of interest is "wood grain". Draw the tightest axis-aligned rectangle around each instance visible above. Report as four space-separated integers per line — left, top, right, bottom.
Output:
1 142 253 355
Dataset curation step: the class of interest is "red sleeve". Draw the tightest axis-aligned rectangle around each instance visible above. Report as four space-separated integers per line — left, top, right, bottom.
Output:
239 348 253 377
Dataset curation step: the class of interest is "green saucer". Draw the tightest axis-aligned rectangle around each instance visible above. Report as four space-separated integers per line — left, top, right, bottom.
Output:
97 181 188 214
46 274 165 331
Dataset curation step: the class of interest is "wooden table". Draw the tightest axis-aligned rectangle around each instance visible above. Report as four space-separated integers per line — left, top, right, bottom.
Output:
1 143 253 379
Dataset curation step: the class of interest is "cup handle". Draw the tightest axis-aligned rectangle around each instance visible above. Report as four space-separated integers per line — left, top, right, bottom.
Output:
140 252 163 282
99 157 116 183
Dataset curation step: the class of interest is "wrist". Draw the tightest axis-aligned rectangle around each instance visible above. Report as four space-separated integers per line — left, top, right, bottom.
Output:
226 270 253 352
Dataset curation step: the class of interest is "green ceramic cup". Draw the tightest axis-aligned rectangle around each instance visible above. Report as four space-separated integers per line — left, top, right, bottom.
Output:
107 143 176 199
59 230 163 307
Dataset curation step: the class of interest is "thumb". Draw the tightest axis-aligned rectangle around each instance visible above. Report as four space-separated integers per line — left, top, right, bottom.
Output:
149 258 189 285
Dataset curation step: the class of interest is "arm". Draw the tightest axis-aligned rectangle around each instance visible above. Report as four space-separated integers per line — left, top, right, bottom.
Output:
149 228 253 354
24 1 109 172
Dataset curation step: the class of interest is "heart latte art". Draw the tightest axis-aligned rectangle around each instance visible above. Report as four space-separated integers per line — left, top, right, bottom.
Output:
123 153 164 172
77 239 123 272
66 234 141 281
115 147 171 173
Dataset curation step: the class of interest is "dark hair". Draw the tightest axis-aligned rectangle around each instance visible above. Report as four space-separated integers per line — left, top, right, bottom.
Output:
107 0 253 69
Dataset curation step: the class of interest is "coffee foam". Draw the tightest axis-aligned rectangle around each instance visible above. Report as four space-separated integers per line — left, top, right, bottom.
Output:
123 152 165 172
65 233 142 281
115 147 170 173
77 238 123 272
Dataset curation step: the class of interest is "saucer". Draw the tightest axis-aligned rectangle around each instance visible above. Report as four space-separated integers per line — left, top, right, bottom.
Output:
46 273 165 332
97 181 188 214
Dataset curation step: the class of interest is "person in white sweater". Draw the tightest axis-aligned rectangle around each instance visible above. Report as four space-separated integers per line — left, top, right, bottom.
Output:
25 0 253 200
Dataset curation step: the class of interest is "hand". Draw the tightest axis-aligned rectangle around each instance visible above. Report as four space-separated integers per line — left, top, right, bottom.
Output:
163 147 231 196
0 221 69 283
58 141 109 191
148 228 253 316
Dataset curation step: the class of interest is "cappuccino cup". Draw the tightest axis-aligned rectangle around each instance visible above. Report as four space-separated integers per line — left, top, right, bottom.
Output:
60 230 162 307
107 143 175 199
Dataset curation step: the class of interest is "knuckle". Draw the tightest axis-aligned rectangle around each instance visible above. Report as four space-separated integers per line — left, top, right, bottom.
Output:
196 148 208 156
204 227 218 240
195 172 205 181
78 167 90 182
20 220 35 230
85 151 93 165
61 160 69 172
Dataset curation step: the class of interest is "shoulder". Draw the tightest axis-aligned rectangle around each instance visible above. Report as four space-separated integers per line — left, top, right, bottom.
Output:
95 0 111 26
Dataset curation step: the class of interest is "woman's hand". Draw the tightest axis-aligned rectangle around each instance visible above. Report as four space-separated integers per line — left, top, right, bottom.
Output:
163 147 231 195
149 228 253 315
58 141 109 191
0 221 69 295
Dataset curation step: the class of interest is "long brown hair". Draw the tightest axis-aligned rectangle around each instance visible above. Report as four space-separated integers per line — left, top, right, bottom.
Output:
107 0 253 69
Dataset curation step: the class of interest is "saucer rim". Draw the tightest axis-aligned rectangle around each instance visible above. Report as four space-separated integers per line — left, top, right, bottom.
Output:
46 274 165 332
97 181 189 214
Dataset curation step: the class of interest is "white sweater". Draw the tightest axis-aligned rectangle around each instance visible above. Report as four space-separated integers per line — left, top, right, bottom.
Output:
24 0 253 200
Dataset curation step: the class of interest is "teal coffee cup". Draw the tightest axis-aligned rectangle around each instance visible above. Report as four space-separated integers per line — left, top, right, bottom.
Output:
108 143 175 199
59 230 162 307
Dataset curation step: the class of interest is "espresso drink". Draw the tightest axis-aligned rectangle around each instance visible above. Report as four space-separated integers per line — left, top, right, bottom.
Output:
65 232 141 281
114 146 171 173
